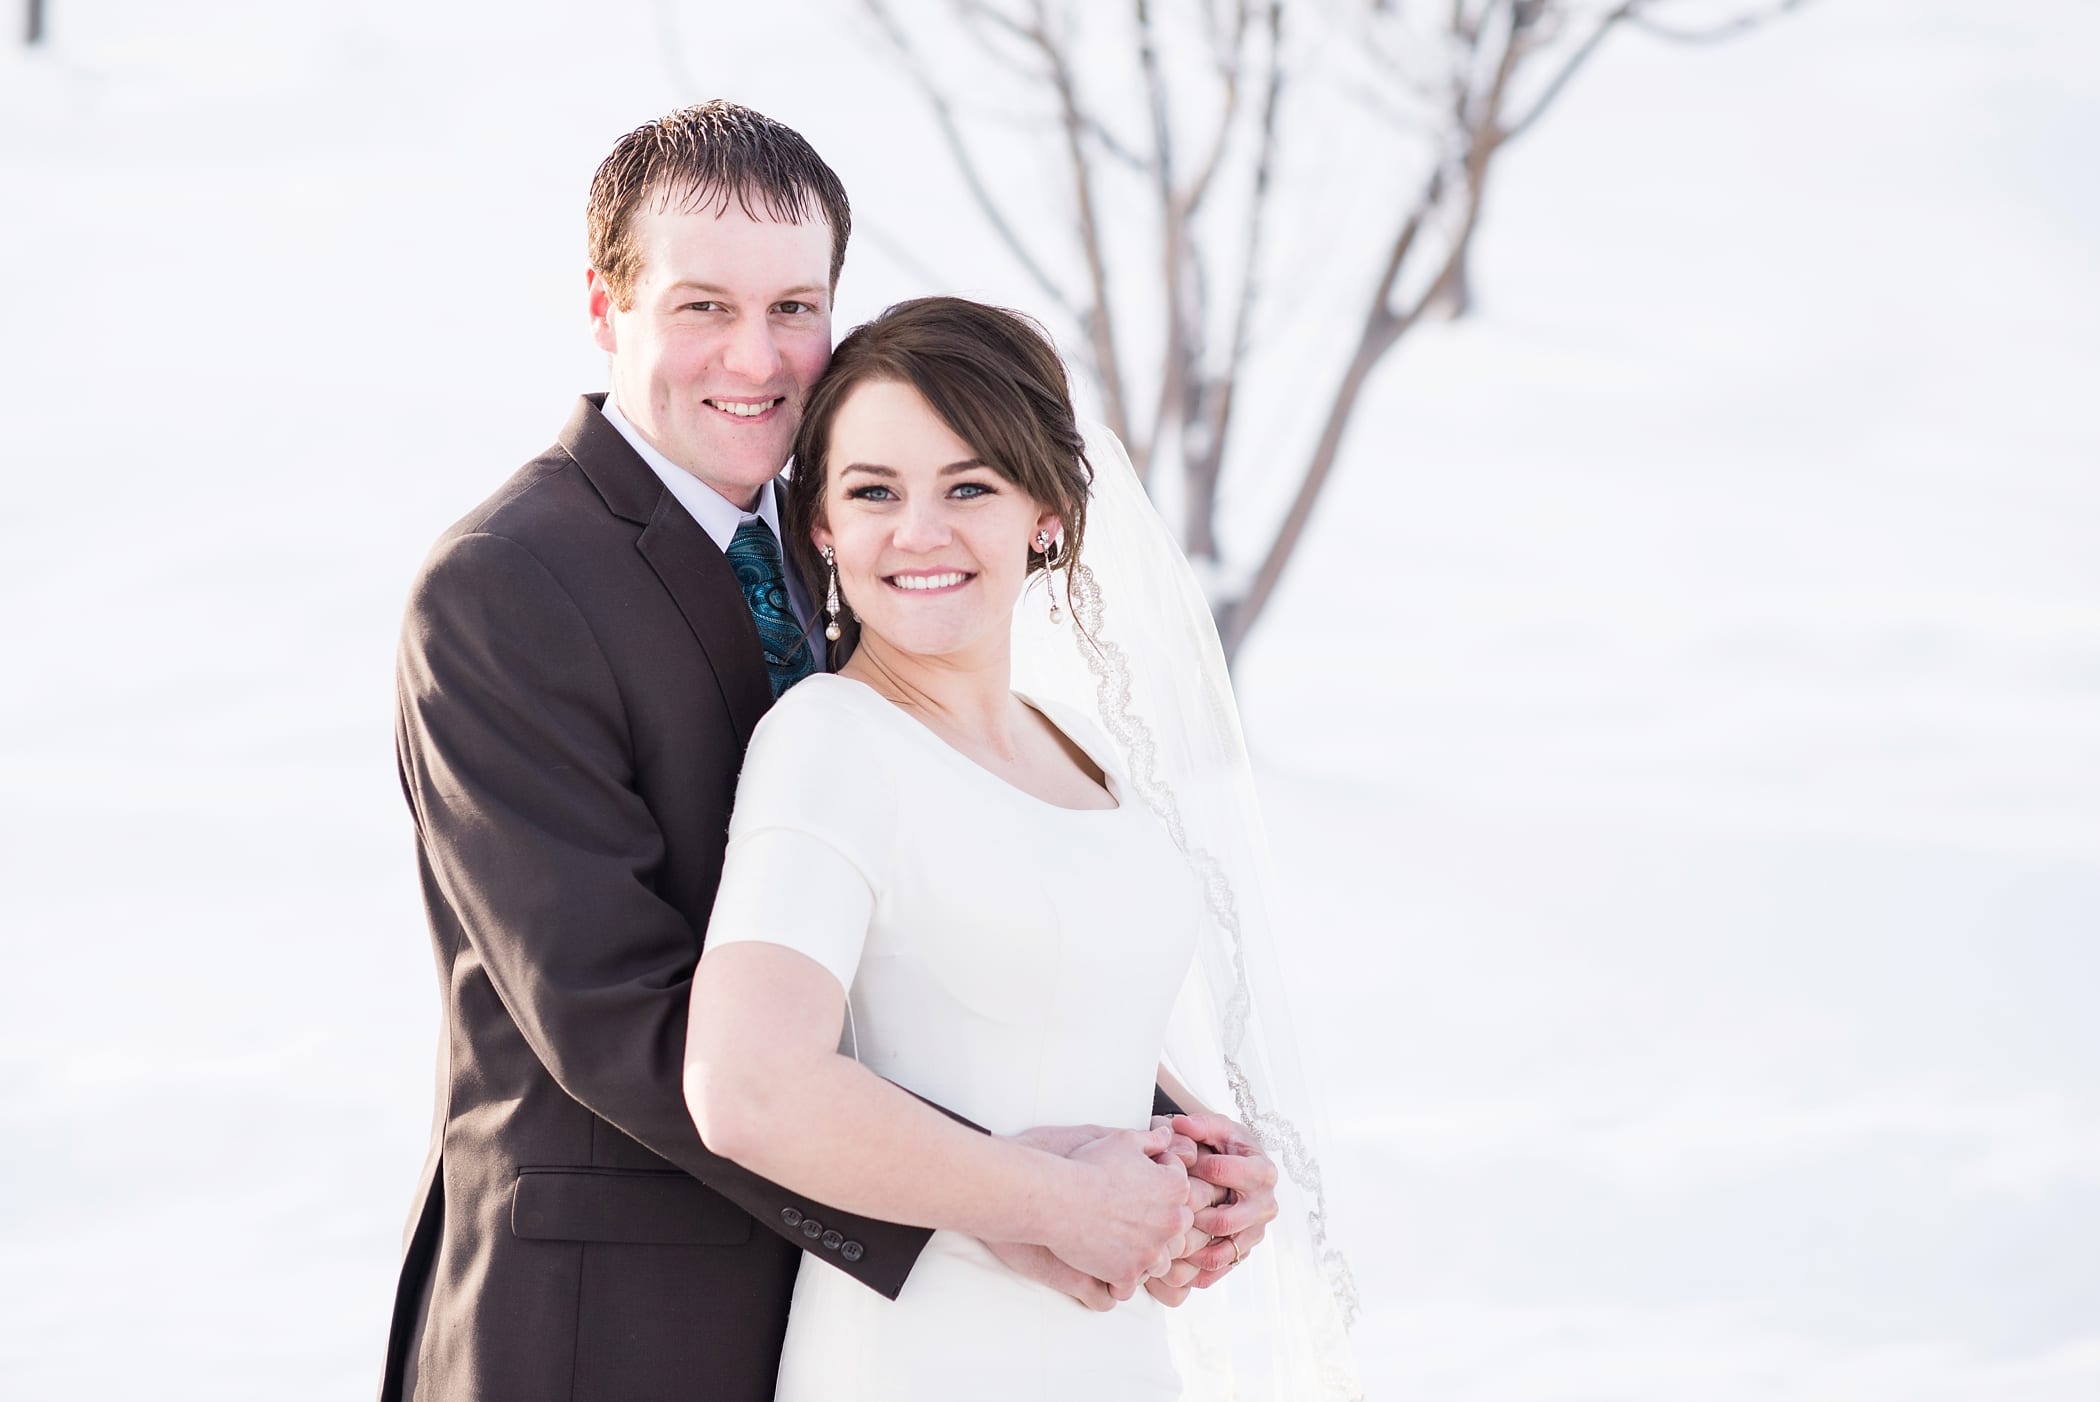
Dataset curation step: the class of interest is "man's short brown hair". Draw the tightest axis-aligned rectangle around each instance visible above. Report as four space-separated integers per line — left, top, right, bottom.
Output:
587 100 852 309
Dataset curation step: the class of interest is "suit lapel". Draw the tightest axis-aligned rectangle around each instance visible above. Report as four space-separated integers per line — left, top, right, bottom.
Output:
637 494 774 744
559 396 774 747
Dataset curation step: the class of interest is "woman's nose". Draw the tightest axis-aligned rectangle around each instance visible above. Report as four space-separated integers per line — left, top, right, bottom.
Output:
890 499 953 551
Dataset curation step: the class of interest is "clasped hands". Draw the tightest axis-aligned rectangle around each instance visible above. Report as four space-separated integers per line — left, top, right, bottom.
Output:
987 1113 1280 1312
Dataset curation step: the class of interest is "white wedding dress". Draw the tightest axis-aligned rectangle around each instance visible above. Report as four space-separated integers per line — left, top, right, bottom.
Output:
706 672 1200 1401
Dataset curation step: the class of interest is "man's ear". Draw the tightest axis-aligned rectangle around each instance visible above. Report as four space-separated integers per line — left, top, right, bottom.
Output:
586 268 618 354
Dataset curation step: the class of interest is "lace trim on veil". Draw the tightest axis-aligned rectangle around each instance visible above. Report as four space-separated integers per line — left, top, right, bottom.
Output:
1063 560 1361 1328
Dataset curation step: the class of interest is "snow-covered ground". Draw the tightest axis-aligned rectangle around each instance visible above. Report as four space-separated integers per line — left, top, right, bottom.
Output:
3 2 2095 1398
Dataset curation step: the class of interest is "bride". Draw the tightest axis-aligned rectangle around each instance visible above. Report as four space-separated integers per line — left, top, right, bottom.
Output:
683 296 1357 1399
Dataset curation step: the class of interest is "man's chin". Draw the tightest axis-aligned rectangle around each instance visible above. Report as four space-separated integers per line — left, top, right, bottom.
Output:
675 432 793 499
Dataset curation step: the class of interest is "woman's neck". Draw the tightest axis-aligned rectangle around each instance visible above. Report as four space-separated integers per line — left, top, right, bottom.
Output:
839 634 1022 755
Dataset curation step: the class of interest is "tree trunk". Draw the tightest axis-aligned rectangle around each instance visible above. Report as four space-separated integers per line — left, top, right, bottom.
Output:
1182 428 1222 562
1434 245 1474 319
1220 310 1402 662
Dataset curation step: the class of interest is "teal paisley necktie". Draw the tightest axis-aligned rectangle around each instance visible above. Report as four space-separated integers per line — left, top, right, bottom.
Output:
726 519 816 698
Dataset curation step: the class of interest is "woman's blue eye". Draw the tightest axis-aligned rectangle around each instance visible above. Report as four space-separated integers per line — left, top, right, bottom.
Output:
952 482 995 498
846 485 895 501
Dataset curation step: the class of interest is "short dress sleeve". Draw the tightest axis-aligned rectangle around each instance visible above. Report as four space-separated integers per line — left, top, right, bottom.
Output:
703 678 893 994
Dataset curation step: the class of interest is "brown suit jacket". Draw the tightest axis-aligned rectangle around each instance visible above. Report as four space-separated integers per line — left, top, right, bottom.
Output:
382 396 934 1402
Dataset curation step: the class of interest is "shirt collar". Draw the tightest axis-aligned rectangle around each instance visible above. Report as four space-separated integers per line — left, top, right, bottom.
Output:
600 397 784 554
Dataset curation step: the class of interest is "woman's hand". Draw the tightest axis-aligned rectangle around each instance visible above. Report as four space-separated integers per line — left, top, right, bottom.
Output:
1176 1113 1279 1288
1139 1113 1225 1304
1149 1113 1202 1172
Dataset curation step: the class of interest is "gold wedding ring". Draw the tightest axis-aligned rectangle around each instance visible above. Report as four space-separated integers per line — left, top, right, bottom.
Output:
1228 1235 1242 1266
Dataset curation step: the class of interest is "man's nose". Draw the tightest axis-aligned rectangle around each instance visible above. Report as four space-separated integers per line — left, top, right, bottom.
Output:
720 314 783 382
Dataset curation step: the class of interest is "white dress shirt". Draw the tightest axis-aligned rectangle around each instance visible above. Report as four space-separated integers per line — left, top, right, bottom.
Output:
600 397 822 660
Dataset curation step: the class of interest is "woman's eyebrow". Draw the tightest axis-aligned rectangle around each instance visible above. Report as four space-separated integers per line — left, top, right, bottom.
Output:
837 459 986 477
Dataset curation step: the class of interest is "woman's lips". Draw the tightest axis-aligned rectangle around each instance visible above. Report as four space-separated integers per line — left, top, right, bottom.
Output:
884 570 974 593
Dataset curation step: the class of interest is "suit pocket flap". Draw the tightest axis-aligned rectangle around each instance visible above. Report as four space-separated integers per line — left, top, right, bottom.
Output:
511 1168 753 1246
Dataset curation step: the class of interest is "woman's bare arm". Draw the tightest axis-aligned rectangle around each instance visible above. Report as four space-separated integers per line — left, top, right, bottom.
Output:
684 941 1191 1292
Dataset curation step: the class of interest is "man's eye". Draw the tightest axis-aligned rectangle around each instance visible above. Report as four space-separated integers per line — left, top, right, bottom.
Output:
683 301 723 313
776 300 816 315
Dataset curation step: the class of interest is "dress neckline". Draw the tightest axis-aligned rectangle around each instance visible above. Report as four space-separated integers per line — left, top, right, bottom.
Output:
812 673 1124 815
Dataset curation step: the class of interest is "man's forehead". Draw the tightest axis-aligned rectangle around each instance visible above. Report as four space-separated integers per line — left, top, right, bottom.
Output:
634 197 830 249
647 178 831 232
631 199 833 289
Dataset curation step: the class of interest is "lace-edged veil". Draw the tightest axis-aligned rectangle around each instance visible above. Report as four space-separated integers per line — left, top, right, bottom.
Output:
1011 422 1362 1400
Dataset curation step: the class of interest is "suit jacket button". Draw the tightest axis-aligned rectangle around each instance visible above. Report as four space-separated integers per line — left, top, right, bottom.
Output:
839 1240 864 1262
820 1229 843 1251
780 1208 803 1229
800 1218 824 1240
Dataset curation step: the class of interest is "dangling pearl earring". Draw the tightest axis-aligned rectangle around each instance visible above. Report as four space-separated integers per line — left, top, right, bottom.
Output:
821 544 843 642
1035 529 1064 624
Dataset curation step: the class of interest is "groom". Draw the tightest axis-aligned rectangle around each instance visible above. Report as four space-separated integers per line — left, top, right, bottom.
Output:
382 101 1276 1402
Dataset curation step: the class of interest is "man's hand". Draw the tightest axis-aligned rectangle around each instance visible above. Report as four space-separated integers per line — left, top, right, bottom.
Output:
991 1121 1190 1309
989 1123 1119 1309
1045 1125 1193 1297
1006 1122 1119 1159
1143 1256 1204 1307
1175 1113 1279 1289
981 1240 1115 1312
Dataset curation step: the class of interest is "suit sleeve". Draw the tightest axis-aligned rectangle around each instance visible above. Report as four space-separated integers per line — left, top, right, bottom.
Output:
396 530 933 1297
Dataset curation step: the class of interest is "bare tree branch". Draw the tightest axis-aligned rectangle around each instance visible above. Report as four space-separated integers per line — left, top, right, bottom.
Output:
955 0 1034 44
1429 0 1524 315
1332 72 1423 133
1229 2 1530 649
1498 1 1635 144
1220 157 1431 653
1136 0 1188 476
954 0 1151 167
1501 0 1811 144
1372 169 1443 320
1211 2 1286 450
1630 0 1809 45
1190 0 1287 559
1180 0 1251 218
1220 309 1394 659
951 0 1052 79
1030 0 1134 444
862 0 1082 321
1083 115 1154 171
855 223 954 295
866 0 1815 660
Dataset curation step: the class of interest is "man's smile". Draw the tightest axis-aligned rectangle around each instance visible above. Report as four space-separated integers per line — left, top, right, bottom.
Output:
703 396 785 419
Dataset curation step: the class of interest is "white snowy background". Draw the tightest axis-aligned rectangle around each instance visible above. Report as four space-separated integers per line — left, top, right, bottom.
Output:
3 1 2095 1398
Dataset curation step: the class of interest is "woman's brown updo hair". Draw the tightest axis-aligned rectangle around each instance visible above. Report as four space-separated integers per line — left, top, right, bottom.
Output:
787 296 1094 666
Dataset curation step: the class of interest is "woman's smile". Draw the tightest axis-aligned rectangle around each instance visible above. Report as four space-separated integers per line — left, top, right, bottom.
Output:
886 570 975 592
